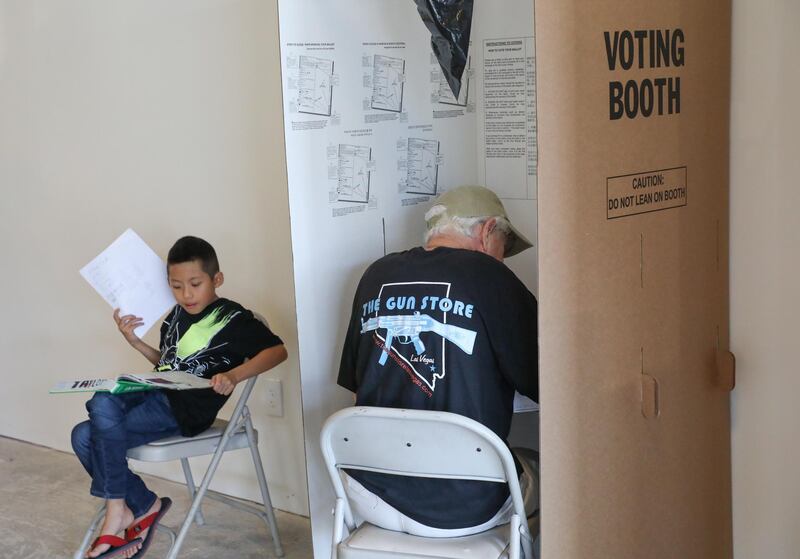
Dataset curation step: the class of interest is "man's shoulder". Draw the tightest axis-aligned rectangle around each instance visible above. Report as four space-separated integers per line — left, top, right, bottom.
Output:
359 248 531 305
431 247 526 283
363 247 524 281
359 248 422 278
367 246 504 268
369 247 422 264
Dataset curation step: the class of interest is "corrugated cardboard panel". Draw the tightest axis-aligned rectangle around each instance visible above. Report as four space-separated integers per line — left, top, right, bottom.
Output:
536 0 732 557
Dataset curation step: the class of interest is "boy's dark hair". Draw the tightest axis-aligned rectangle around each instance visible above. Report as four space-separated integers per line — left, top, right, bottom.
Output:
167 236 220 277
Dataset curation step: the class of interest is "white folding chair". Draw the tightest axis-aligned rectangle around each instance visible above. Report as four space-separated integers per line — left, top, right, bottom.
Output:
320 406 534 559
75 317 284 559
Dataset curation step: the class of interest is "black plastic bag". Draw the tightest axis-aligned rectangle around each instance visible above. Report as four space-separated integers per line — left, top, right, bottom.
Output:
413 0 474 99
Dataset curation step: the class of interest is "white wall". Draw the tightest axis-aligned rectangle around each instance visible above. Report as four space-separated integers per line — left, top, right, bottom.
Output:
730 0 800 556
0 1 309 516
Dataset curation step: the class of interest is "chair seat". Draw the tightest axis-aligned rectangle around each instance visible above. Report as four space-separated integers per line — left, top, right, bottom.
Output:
127 419 257 462
338 522 511 559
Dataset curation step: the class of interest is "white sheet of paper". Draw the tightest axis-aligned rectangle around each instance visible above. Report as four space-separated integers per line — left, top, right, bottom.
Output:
79 229 175 337
513 391 539 413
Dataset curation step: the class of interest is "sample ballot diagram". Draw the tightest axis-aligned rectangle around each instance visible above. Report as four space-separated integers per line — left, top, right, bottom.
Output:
337 144 372 203
371 55 405 112
438 56 470 106
405 138 439 195
298 55 334 116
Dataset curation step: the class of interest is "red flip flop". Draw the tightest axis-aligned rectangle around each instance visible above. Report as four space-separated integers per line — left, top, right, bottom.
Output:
125 497 172 559
87 534 143 559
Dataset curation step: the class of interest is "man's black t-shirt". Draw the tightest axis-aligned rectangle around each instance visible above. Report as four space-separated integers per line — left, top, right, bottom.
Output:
158 298 282 437
338 247 538 529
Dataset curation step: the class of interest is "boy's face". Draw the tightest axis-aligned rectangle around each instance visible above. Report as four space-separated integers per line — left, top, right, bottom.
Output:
167 260 223 315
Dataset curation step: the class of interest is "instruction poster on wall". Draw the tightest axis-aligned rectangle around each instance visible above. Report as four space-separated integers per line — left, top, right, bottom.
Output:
279 1 537 244
277 2 537 557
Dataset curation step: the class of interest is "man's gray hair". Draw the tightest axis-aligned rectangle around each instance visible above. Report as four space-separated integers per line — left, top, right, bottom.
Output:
423 204 511 245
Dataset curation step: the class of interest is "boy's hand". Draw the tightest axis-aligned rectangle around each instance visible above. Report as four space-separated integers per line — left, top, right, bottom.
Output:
113 308 144 345
210 372 237 395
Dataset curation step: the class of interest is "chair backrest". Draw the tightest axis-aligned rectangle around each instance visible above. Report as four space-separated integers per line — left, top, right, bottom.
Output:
223 312 271 426
320 406 527 533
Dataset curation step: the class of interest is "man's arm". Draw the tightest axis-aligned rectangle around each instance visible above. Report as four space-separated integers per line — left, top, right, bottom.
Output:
486 274 539 401
209 344 288 395
338 285 364 393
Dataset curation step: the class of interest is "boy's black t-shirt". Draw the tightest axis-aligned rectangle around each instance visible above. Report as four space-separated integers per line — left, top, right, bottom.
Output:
157 298 282 437
338 246 538 529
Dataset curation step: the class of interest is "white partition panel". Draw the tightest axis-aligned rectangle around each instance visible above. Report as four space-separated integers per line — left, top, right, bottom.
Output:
277 1 538 555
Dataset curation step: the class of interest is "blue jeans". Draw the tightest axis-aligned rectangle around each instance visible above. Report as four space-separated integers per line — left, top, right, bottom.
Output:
71 390 181 517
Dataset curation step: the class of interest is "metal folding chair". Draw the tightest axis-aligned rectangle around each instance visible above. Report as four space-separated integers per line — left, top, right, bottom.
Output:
75 310 285 559
320 406 534 559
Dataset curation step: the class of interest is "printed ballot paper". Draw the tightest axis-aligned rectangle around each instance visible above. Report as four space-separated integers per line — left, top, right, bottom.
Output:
50 370 211 394
79 229 175 337
513 391 539 413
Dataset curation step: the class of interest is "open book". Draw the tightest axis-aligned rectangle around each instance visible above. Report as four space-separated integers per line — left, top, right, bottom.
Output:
50 370 211 394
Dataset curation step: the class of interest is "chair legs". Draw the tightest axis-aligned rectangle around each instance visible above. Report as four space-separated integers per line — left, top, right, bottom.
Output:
331 498 346 559
179 458 206 526
74 504 106 559
509 514 521 559
75 417 283 558
165 411 284 559
245 411 284 558
166 443 230 559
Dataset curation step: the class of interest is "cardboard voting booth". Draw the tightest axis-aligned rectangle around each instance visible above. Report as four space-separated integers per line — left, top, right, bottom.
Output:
277 0 733 557
536 0 733 556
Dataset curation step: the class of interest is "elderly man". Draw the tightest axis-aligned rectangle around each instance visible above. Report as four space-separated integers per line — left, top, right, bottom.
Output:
338 185 539 537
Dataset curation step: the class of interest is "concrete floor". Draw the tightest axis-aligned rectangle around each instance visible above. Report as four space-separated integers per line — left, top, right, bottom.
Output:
0 436 313 559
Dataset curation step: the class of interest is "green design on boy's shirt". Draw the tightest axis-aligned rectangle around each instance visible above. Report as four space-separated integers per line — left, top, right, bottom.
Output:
157 299 245 378
176 307 235 360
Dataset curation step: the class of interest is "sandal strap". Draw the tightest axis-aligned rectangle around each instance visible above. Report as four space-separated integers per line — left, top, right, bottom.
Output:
92 534 132 549
124 509 159 540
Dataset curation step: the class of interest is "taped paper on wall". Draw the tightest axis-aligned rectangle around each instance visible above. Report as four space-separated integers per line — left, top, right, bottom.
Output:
483 36 537 199
371 55 406 112
337 144 373 203
405 137 440 195
299 55 335 116
436 55 471 107
283 43 341 129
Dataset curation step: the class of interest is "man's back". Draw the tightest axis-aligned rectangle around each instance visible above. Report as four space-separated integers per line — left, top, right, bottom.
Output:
338 246 538 528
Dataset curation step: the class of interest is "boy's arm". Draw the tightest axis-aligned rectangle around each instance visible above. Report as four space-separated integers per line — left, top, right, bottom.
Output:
113 308 161 366
129 339 161 366
210 344 288 396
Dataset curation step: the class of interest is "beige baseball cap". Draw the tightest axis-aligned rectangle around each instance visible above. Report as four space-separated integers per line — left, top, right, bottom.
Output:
426 185 533 257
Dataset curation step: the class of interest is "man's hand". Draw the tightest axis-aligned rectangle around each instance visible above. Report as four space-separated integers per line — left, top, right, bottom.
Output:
210 372 237 395
113 308 144 345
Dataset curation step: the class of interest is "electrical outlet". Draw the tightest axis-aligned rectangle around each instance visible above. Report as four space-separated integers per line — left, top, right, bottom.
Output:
264 378 283 417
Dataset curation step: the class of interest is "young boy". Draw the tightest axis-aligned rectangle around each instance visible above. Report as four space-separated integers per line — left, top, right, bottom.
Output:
71 236 288 559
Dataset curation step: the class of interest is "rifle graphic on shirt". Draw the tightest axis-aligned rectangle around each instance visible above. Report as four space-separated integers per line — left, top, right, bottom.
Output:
361 311 477 365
